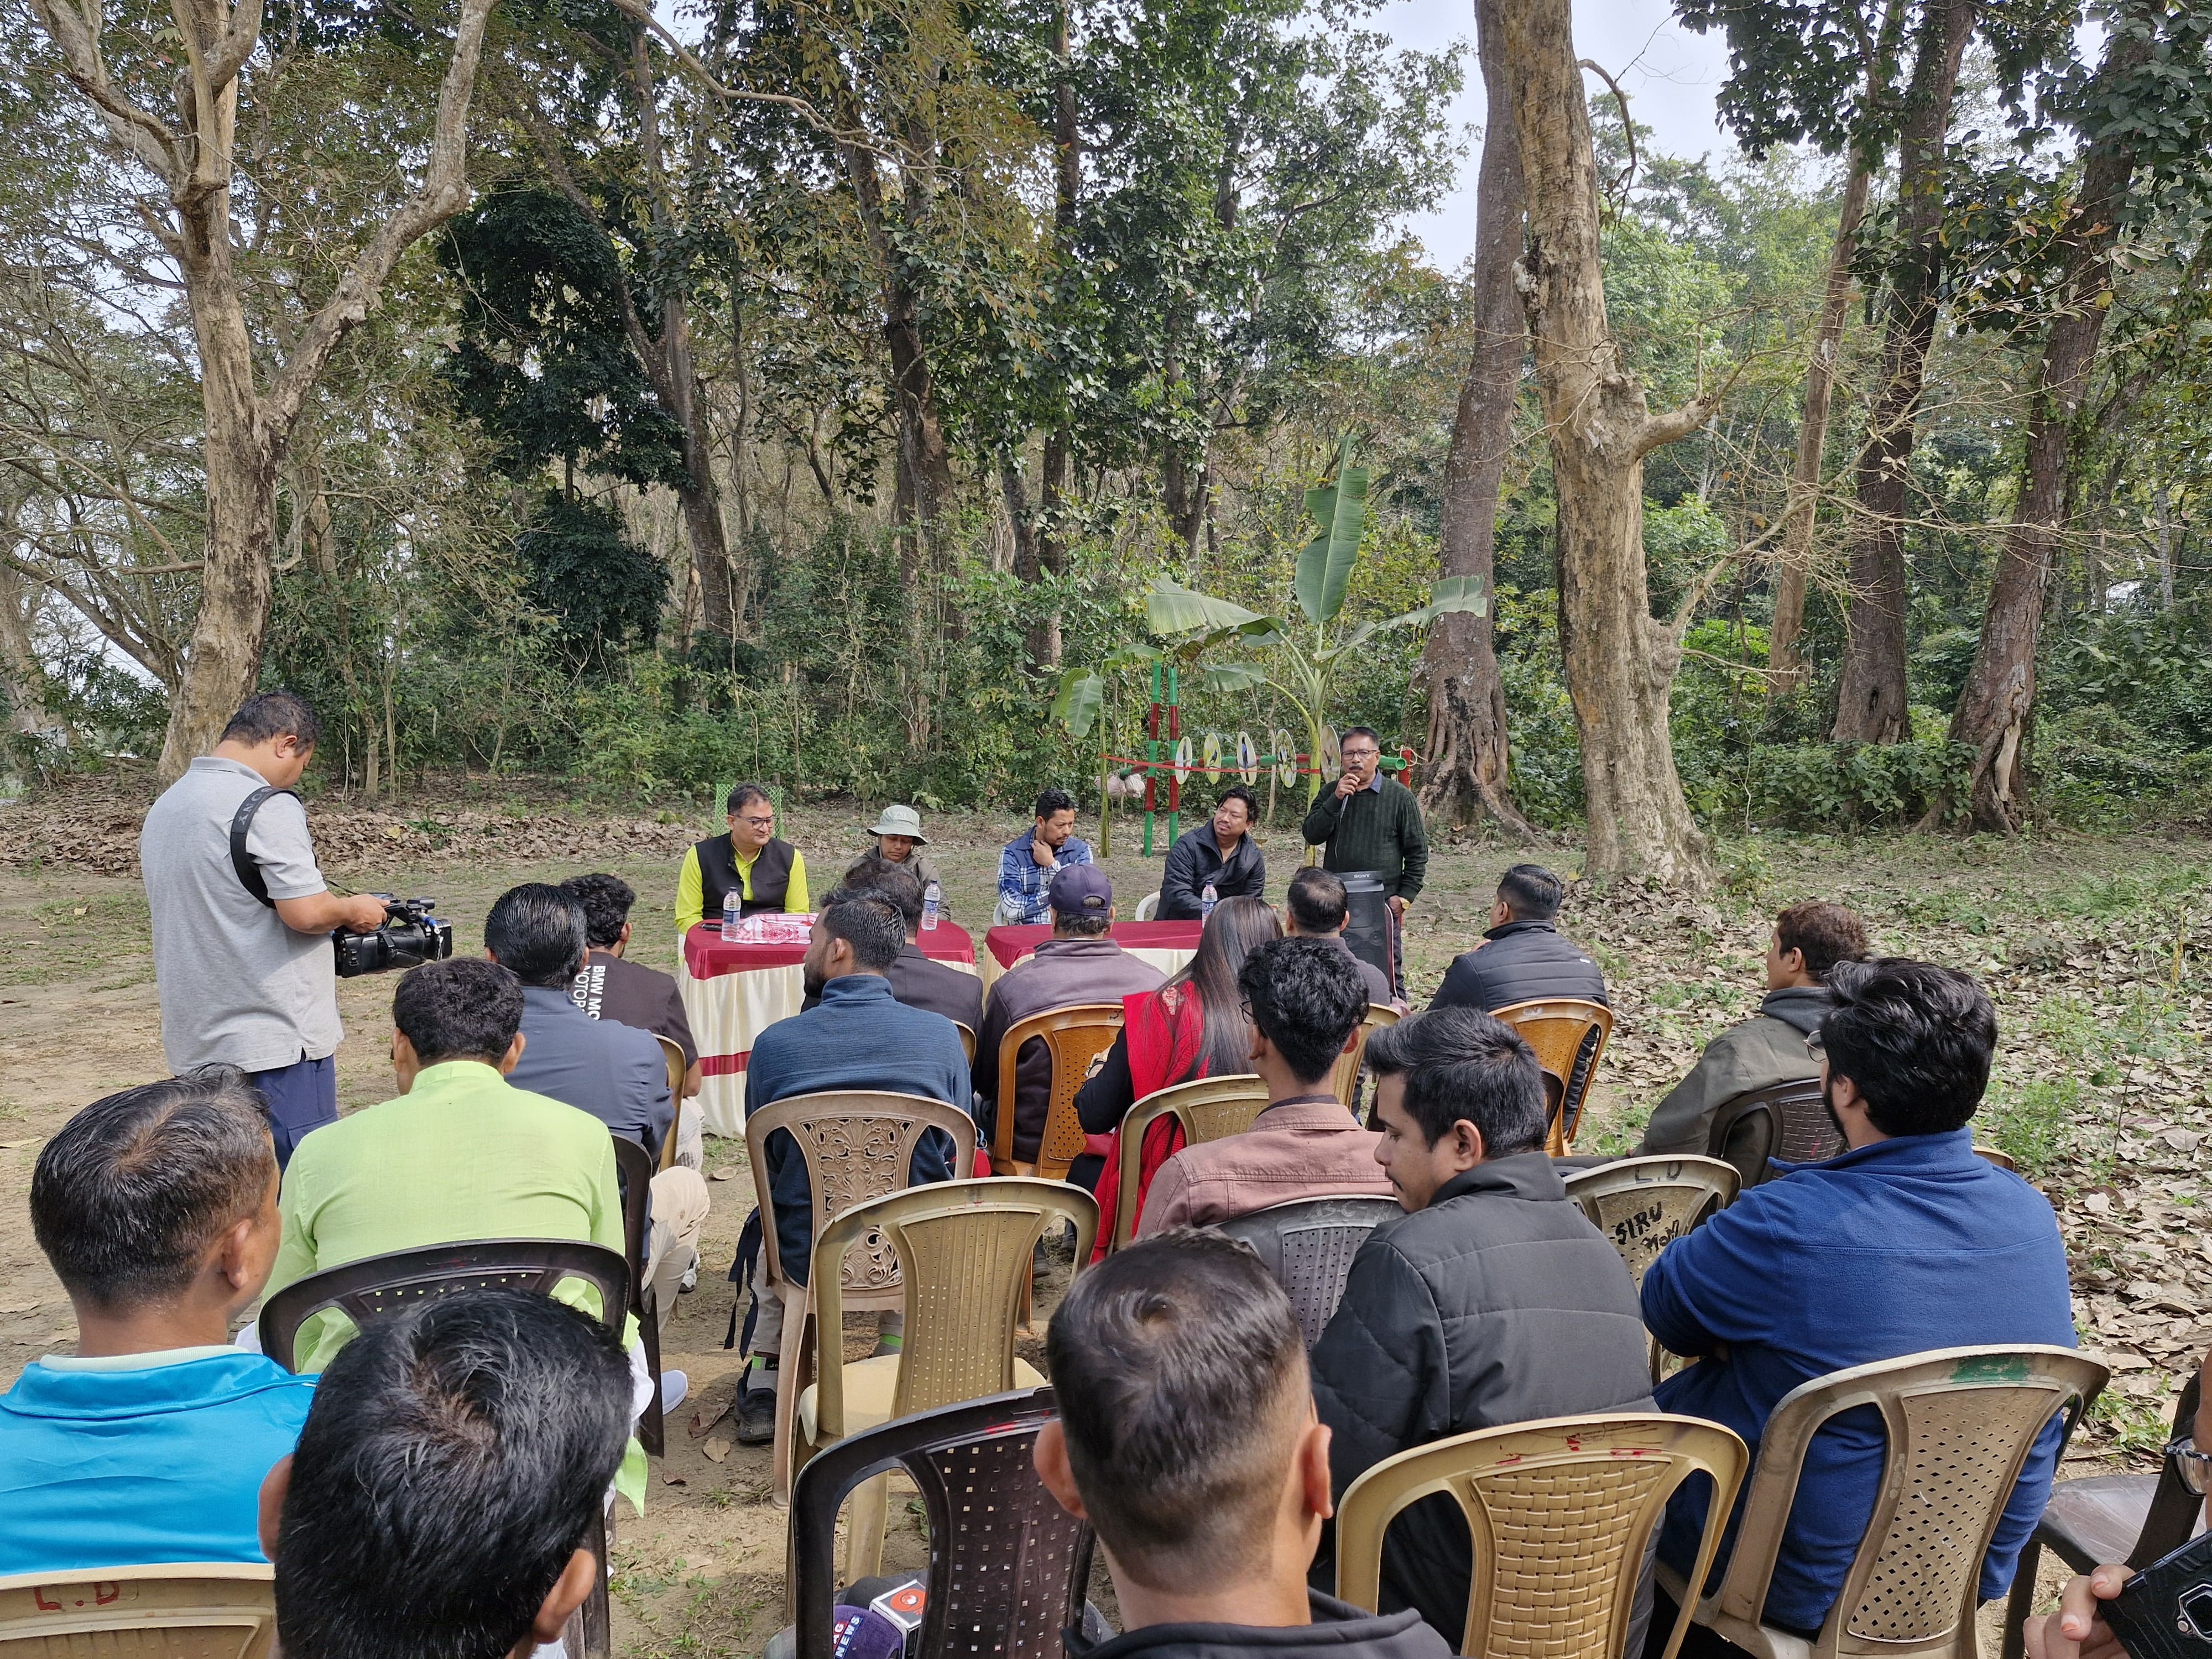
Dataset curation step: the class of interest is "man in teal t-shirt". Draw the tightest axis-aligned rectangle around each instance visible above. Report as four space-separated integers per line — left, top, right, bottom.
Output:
0 1071 315 1575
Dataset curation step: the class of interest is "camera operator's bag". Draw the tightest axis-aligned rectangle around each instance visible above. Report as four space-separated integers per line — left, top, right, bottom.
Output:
229 787 298 907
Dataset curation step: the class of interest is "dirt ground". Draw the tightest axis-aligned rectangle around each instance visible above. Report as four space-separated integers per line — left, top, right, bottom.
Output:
1 779 2205 1656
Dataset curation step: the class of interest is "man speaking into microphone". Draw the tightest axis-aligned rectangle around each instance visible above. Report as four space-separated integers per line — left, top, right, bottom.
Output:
1300 725 1428 998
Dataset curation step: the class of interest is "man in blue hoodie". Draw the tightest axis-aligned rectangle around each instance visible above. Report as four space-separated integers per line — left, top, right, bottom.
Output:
0 1071 315 1574
1643 958 2075 1639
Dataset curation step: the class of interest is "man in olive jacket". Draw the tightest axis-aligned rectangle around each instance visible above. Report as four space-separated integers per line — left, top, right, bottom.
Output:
1310 1008 1655 1646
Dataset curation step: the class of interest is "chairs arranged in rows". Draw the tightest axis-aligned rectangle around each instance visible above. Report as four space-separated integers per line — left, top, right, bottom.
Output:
1493 998 1612 1153
995 1003 1124 1180
1333 1002 1401 1113
1107 1073 1270 1252
1217 1194 1398 1349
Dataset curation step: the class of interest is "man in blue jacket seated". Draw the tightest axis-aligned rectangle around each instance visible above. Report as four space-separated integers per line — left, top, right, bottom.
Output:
1643 958 2076 1640
735 885 973 1443
0 1070 315 1574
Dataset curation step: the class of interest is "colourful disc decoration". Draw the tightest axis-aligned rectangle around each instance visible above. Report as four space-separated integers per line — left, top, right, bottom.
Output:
1235 731 1259 784
1272 728 1297 787
1321 725 1342 782
1202 732 1223 782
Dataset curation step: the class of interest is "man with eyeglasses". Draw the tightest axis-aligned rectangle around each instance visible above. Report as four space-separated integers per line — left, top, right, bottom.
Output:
676 781 811 936
1300 727 1427 995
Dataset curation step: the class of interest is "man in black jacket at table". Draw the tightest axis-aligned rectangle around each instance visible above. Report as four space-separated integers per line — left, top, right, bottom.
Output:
1428 863 1607 1015
800 863 983 1033
1157 786 1266 920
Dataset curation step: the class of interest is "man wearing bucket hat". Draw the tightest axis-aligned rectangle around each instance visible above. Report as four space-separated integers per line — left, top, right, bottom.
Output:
858 804 947 907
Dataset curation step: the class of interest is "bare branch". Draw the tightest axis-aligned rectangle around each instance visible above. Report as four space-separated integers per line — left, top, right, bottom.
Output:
1578 59 1635 199
22 0 186 184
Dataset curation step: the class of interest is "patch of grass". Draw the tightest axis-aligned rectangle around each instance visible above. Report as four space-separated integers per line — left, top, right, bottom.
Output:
2085 1388 2179 1461
1981 1077 2082 1179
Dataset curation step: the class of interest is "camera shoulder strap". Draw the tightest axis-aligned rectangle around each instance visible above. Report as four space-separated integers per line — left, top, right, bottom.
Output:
229 786 300 909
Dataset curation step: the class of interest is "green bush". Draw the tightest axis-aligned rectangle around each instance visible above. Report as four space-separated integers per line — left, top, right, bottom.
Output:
1743 739 1974 830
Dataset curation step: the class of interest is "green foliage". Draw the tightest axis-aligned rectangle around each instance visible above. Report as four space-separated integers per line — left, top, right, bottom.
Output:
516 492 669 667
1742 740 1975 829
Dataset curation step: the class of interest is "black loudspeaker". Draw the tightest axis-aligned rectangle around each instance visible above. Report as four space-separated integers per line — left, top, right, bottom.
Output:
1339 870 1395 988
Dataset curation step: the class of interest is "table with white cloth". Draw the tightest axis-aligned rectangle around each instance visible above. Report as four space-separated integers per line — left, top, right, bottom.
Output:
979 920 1202 991
679 921 979 1138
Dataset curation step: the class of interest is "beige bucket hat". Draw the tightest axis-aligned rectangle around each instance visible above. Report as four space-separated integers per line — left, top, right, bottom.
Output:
867 804 929 843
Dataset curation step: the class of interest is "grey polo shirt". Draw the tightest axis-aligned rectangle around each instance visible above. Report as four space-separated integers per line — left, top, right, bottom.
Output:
508 984 675 1162
139 756 340 1073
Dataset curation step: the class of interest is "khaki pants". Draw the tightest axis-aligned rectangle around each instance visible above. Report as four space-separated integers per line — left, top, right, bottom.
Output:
643 1167 711 1340
747 1287 900 1387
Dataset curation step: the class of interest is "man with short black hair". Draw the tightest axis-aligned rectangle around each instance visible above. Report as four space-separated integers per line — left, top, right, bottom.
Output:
1644 958 2076 1639
561 872 702 1113
1137 936 1390 1234
1036 1231 1453 1659
1311 1007 1655 1641
139 691 393 1165
1158 785 1267 920
260 1290 633 1659
1429 863 1607 1015
1 1071 315 1575
808 862 983 1031
1285 865 1395 1008
995 786 1094 925
676 782 810 934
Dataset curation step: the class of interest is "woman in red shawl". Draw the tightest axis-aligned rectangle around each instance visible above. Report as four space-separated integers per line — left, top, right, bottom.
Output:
1071 896 1281 1256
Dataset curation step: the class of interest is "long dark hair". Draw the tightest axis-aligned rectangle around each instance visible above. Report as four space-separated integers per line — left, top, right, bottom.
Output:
1166 895 1281 1083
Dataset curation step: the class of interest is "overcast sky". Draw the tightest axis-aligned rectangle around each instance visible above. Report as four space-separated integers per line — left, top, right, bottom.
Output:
1379 0 1736 270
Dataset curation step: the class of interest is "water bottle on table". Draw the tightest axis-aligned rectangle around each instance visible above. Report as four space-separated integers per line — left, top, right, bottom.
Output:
1201 881 1218 921
922 880 942 931
721 889 740 942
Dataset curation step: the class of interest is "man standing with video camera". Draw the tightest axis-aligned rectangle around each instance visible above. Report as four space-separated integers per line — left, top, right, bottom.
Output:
140 692 389 1166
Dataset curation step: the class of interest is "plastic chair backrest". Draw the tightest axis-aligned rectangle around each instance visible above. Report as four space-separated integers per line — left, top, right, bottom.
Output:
1707 1077 1837 1186
744 1092 979 1297
1336 1413 1748 1659
608 1133 666 1457
1332 1004 1400 1110
952 1021 977 1066
654 1036 686 1171
1216 1193 1401 1348
1108 1074 1269 1250
1705 1345 2109 1659
789 1388 1093 1659
994 1004 1125 1177
1134 891 1161 921
1974 1145 2016 1171
257 1238 630 1371
0 1564 276 1659
1561 1156 1741 1290
807 1178 1098 1444
1492 998 1612 1151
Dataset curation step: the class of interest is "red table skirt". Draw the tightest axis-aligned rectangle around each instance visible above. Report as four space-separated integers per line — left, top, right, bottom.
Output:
684 920 977 977
982 919 1202 970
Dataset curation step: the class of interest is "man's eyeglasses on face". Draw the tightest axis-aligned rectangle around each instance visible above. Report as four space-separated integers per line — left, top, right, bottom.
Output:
1343 749 1378 765
737 815 774 829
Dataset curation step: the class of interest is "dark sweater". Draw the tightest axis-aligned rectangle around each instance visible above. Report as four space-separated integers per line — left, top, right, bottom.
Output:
1300 777 1428 901
1066 1593 1452 1659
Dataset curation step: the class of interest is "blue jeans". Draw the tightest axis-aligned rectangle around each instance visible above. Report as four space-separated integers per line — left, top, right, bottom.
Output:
248 1052 337 1168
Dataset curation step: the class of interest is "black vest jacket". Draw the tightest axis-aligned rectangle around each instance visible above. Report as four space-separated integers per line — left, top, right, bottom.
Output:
696 833 797 917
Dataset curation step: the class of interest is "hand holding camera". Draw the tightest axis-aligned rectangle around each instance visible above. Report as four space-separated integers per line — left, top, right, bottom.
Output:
332 896 456 978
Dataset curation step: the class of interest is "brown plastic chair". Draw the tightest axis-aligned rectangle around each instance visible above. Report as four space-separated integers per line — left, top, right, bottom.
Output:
1561 1156 1741 1291
744 1090 979 1504
1658 1345 2110 1659
609 1134 666 1458
1216 1193 1400 1348
0 1563 276 1659
994 1003 1125 1178
1494 998 1613 1152
1337 1413 1749 1659
1108 1073 1269 1250
793 1177 1099 1583
1707 1077 1839 1187
654 1035 686 1171
1333 1003 1401 1114
952 1020 978 1067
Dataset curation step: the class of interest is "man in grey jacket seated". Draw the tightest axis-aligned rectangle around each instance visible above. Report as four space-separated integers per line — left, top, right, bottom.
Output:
1635 900 1869 1170
1310 1008 1656 1646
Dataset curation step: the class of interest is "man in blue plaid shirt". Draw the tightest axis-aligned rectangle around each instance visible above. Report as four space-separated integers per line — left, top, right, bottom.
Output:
994 788 1094 924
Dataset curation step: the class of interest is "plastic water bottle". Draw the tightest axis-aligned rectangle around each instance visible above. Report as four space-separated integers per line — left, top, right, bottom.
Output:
721 889 740 942
1201 881 1218 921
922 880 942 931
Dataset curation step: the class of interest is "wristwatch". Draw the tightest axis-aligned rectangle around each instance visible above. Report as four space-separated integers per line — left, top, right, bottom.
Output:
2169 1433 2210 1495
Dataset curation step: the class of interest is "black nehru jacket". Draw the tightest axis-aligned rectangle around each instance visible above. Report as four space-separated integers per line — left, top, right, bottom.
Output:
695 832 796 917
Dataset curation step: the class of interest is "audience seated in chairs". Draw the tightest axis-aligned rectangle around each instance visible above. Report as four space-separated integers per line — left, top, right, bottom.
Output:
1636 901 1869 1161
265 958 629 1376
1643 958 2077 1639
1136 935 1391 1237
1427 863 1606 1015
1284 865 1397 1009
0 1071 314 1575
976 864 1164 1168
800 861 983 1032
1308 1006 1656 1644
560 870 704 1118
736 886 973 1446
1035 1230 1453 1659
259 1290 631 1659
1072 894 1280 1200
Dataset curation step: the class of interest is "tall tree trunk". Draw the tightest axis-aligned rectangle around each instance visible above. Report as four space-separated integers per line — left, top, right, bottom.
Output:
1830 0 1975 744
1499 0 1719 888
1027 0 1081 670
1946 30 2148 833
1768 160 1871 691
1419 0 1532 837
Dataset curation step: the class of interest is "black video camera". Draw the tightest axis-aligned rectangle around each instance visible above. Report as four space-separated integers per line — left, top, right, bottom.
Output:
332 896 455 978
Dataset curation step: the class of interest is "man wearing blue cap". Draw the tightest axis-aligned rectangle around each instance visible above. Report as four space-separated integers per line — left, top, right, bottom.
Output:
975 864 1164 1171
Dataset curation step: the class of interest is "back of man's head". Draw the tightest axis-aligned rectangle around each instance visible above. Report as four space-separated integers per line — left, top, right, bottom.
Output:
1238 935 1366 1086
396 959 526 1066
559 874 636 950
1285 866 1349 935
1775 901 1870 982
1046 1231 1308 1594
31 1069 274 1314
1365 1007 1548 1156
1496 864 1564 923
819 887 905 973
221 690 321 751
849 859 925 935
273 1290 632 1659
485 884 589 988
1822 958 1995 1136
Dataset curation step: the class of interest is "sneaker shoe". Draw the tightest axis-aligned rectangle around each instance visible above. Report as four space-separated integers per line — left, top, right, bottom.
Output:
735 1380 777 1446
679 1262 698 1293
660 1369 689 1413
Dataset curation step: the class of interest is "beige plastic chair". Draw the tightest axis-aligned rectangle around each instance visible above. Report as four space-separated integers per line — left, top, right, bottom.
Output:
1974 1145 2017 1171
1332 1003 1401 1110
994 1003 1125 1178
1337 1413 1748 1659
793 1177 1099 1583
1494 998 1613 1152
1561 1156 1741 1291
0 1563 276 1658
1134 891 1162 920
1108 1073 1270 1250
654 1035 686 1171
744 1091 978 1504
1658 1344 2110 1659
952 1020 977 1067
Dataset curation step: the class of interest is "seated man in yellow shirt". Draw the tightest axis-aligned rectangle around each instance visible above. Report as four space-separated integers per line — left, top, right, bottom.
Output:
675 782 811 935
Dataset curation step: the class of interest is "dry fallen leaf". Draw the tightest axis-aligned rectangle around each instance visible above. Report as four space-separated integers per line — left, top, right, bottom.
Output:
662 1474 687 1487
708 1167 736 1181
702 1437 731 1464
0 1139 38 1151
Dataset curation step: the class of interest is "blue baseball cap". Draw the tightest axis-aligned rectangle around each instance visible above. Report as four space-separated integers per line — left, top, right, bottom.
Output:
1048 864 1114 916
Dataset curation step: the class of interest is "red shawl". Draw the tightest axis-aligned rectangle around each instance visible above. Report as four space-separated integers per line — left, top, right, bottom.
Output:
1088 982 1210 1259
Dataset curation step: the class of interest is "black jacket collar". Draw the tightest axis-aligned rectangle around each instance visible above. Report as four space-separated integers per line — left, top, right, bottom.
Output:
1481 917 1557 943
1430 1150 1568 1208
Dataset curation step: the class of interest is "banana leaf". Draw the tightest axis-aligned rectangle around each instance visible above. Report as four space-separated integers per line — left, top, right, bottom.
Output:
1293 436 1368 629
1051 670 1105 738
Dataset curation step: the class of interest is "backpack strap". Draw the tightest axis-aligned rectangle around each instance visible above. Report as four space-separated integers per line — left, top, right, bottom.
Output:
229 786 299 908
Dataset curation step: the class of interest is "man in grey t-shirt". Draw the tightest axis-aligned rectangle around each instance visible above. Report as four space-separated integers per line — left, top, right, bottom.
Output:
139 692 388 1165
